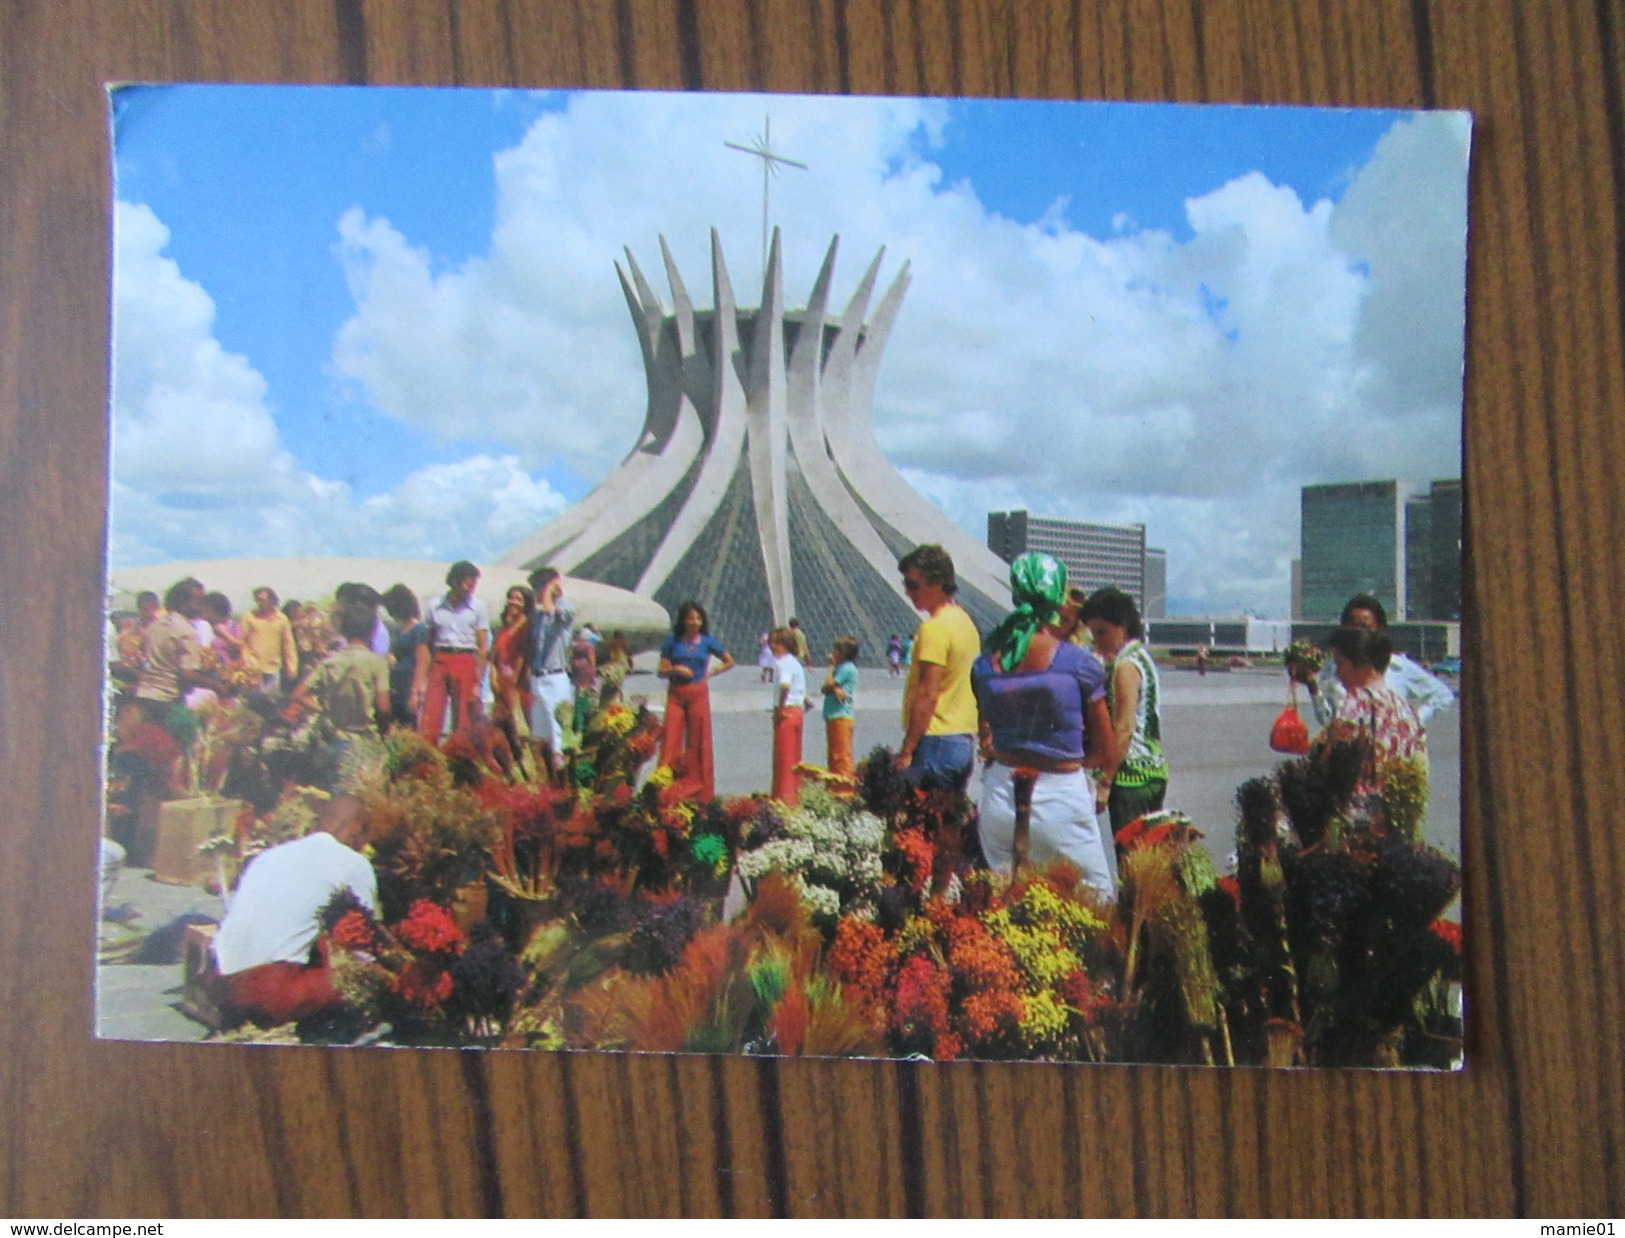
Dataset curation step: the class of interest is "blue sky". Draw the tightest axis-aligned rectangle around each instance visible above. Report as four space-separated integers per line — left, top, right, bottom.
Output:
109 86 1469 614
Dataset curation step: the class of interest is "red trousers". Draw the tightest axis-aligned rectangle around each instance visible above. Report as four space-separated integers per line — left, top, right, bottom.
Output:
219 960 343 1026
660 681 716 801
773 705 804 805
420 650 480 741
825 716 855 780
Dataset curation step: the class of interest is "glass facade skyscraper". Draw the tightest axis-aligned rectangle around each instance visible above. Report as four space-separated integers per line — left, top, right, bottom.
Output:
1300 478 1462 622
1300 481 1406 622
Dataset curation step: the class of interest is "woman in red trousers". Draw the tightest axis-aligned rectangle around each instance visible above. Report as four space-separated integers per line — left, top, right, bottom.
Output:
656 602 734 801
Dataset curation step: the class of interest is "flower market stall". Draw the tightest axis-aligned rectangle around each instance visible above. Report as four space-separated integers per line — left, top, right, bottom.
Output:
106 663 1461 1068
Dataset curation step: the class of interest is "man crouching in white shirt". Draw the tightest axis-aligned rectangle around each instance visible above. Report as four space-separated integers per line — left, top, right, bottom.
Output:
210 794 377 1028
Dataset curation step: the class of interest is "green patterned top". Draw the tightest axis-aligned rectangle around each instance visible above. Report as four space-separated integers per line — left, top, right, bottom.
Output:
1108 640 1168 789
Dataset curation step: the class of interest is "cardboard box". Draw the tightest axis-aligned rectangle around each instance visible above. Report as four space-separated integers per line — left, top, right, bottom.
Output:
150 796 240 886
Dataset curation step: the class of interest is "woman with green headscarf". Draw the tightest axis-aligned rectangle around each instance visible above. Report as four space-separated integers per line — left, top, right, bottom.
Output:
970 553 1118 893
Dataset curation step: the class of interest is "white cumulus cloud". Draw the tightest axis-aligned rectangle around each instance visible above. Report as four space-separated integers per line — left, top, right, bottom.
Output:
118 95 1468 616
110 201 568 570
327 96 1467 614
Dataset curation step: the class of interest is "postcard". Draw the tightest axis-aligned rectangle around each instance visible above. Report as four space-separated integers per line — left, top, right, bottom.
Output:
100 84 1470 1067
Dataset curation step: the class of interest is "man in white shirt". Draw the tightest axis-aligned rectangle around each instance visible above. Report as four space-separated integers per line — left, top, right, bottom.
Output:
1292 593 1455 728
413 560 490 740
211 794 378 1027
526 566 576 778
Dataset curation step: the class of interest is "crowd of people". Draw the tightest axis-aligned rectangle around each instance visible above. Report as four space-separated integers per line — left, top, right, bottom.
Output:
104 568 612 851
105 547 1454 1029
107 552 1455 890
890 551 1453 902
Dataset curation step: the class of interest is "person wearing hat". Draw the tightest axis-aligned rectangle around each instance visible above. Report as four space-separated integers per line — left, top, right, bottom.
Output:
970 553 1117 892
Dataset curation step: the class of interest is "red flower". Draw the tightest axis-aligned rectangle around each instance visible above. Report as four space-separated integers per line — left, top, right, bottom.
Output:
1060 968 1113 1027
1429 919 1462 953
892 955 953 1058
391 959 454 1009
393 899 465 956
329 910 378 954
1217 875 1242 912
891 828 934 894
1140 821 1177 849
826 917 896 1033
946 920 1022 994
924 896 959 934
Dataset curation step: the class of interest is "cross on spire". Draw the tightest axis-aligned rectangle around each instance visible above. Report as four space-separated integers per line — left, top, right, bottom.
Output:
725 116 808 276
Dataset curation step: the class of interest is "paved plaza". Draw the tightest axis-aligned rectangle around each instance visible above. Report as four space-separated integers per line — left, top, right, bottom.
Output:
94 659 1462 1044
647 662 1462 867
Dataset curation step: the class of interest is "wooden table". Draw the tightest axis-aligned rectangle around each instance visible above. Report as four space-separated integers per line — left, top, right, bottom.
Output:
2 0 1621 1217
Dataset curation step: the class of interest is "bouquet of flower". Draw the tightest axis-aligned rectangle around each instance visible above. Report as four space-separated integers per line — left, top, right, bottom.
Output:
358 774 502 921
291 602 337 660
735 783 885 926
321 892 508 1042
199 643 263 692
824 864 1116 1062
188 697 264 796
562 873 879 1057
1231 762 1463 1067
1283 639 1324 673
1115 812 1232 1064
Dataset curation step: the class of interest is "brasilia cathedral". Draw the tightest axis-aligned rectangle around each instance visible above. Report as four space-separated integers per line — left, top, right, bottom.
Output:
497 228 1014 662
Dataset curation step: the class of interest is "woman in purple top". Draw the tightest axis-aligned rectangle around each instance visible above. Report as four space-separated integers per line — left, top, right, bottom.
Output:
656 602 734 800
971 554 1117 893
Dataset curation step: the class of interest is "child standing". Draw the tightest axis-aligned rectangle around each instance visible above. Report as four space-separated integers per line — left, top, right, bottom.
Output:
821 635 860 782
768 627 806 805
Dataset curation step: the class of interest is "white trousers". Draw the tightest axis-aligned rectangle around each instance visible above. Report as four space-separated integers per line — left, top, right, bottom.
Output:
528 670 574 763
978 763 1115 895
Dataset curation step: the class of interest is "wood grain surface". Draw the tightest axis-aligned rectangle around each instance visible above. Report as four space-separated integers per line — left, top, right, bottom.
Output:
2 0 1622 1218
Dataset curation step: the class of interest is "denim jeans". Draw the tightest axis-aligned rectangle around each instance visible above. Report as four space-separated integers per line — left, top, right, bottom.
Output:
907 732 975 793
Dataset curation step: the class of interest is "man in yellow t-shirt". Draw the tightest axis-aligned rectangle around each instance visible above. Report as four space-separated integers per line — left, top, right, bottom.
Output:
240 585 299 694
897 544 981 792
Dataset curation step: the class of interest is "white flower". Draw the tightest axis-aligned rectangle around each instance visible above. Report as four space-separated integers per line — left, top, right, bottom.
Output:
796 880 842 924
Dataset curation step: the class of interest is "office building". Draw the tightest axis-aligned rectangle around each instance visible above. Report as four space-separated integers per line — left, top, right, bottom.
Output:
1299 480 1407 622
1144 547 1167 619
1425 479 1463 621
1299 477 1462 623
1406 493 1434 620
987 511 1147 610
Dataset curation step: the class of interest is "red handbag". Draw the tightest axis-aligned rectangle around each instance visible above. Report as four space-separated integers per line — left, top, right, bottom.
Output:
1269 683 1311 754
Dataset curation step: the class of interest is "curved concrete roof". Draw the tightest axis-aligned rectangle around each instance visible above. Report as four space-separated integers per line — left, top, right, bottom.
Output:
107 557 672 647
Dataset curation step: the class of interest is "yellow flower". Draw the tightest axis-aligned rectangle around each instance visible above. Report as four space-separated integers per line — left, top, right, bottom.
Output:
1019 989 1069 1051
986 909 1079 989
894 914 937 957
647 765 675 789
1017 881 1107 938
